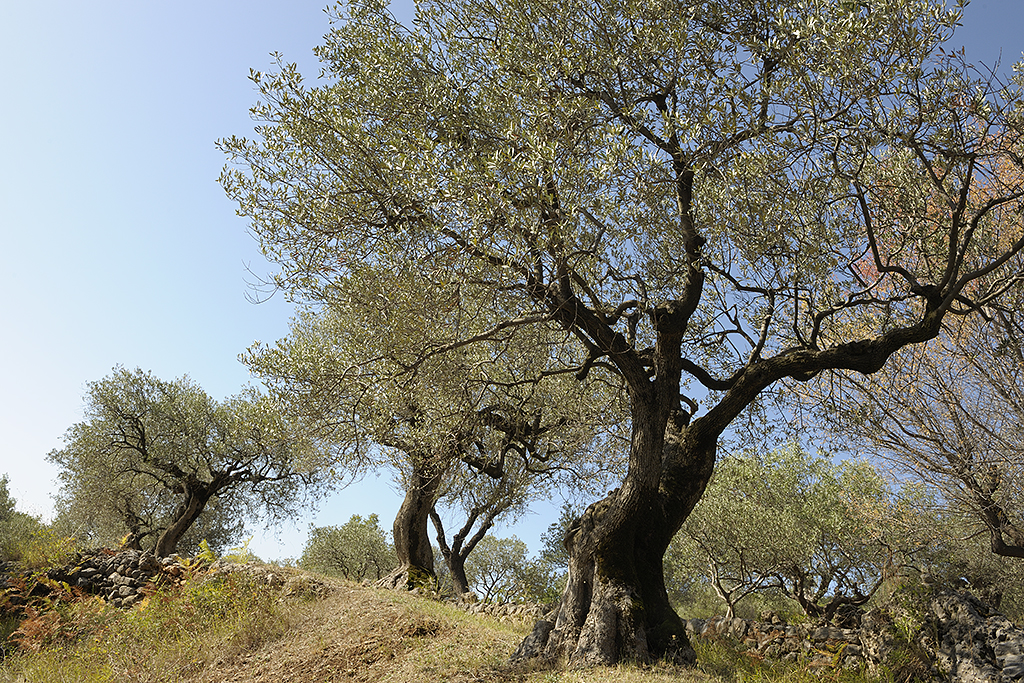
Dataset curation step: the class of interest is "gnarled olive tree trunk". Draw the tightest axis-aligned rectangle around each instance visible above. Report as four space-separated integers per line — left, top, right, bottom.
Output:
153 476 221 557
377 455 445 590
514 413 717 667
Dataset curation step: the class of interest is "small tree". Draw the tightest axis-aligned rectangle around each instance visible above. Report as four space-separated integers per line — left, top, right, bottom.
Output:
465 535 531 603
48 367 326 557
300 514 396 581
674 444 916 621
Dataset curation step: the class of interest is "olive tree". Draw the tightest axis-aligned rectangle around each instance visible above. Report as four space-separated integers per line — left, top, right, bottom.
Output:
246 286 622 592
48 367 326 557
672 444 918 621
464 534 531 603
300 514 397 580
220 0 1024 666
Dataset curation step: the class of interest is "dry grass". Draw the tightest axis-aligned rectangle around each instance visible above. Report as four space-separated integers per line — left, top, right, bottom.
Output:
0 570 872 683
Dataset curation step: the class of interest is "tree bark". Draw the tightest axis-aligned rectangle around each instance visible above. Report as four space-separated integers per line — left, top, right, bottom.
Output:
513 417 715 667
446 549 472 596
153 481 216 557
377 455 445 590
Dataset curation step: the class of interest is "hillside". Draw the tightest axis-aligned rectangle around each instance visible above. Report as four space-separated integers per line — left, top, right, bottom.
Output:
10 554 1018 683
0 561 725 683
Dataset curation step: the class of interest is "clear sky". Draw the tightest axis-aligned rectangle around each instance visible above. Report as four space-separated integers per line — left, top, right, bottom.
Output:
2 0 1023 562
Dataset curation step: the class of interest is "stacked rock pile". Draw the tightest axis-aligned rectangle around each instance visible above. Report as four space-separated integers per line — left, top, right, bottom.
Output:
685 592 1024 682
205 559 286 589
203 559 334 600
40 550 339 611
687 615 866 670
459 600 547 622
444 598 548 626
47 548 188 608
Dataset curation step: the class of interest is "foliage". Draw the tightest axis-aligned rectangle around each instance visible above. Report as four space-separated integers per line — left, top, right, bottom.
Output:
672 444 917 621
693 637 873 683
247 288 624 589
47 366 327 557
300 514 397 581
464 535 531 603
538 503 579 572
196 539 218 564
908 508 1024 620
0 475 49 565
0 476 14 525
221 536 261 564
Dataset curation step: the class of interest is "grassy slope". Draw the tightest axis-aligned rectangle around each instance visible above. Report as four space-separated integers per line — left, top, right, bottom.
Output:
0 568 866 683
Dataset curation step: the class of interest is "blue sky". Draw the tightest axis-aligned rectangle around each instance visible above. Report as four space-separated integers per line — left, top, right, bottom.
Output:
2 0 1023 562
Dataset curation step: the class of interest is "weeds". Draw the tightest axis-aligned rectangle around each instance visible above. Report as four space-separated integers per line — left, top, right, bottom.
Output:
0 571 290 683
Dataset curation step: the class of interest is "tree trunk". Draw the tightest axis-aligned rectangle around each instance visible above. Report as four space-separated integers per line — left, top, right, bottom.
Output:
447 552 472 597
430 491 508 599
377 455 445 590
153 483 215 557
512 418 716 667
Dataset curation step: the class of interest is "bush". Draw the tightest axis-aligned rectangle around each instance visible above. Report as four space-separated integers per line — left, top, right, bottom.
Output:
299 514 396 581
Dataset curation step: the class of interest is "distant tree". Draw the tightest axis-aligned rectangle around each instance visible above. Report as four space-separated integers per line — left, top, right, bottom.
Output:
538 503 580 573
300 514 396 581
48 367 326 557
481 502 580 605
465 535 531 603
0 476 15 526
673 445 917 621
0 475 46 563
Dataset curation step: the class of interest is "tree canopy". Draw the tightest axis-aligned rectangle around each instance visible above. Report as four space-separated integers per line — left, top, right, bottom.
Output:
300 514 397 581
245 274 623 591
48 367 326 557
221 0 1024 667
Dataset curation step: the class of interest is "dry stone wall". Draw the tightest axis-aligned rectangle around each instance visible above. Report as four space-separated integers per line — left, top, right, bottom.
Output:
41 549 332 608
688 591 1024 682
47 548 187 608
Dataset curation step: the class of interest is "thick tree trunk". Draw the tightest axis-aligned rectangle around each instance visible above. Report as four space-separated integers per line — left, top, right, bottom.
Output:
377 456 444 590
153 485 214 557
513 419 717 668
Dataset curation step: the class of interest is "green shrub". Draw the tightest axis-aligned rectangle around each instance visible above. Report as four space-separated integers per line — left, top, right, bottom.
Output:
300 514 395 581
